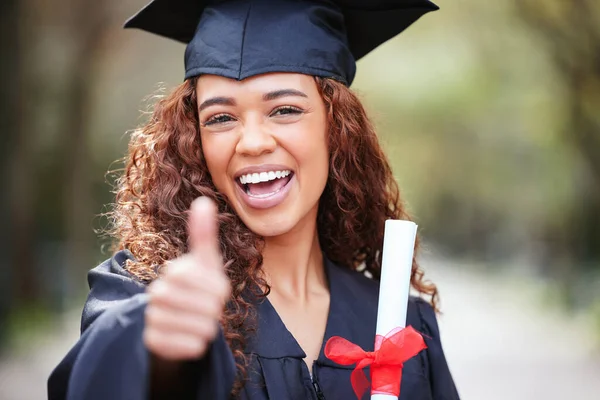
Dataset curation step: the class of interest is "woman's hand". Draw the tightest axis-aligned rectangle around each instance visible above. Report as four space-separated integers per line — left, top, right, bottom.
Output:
144 197 230 361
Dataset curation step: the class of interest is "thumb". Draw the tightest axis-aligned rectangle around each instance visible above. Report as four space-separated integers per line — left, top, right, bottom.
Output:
188 197 222 269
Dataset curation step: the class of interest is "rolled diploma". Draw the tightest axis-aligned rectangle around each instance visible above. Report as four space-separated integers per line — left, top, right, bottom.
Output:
371 220 418 400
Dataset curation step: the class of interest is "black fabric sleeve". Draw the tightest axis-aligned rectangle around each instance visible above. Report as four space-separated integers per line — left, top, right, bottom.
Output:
417 299 461 400
47 251 236 400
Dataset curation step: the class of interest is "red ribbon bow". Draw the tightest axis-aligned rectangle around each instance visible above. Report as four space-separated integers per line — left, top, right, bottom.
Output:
324 326 427 399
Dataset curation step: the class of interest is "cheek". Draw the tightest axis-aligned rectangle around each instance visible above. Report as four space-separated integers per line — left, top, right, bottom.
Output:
307 116 329 171
309 136 330 191
287 119 329 186
303 135 328 173
200 134 234 190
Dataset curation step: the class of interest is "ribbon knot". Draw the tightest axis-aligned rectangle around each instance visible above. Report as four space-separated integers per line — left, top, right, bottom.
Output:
324 326 426 399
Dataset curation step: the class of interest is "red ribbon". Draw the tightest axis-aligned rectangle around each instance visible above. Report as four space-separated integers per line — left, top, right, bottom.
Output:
324 326 427 399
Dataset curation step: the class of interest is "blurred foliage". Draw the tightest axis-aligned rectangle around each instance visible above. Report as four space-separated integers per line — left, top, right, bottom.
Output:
356 0 600 307
4 304 54 351
1 0 599 346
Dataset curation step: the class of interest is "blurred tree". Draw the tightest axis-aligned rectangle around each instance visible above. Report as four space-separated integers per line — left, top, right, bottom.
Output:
517 1 600 267
1 0 22 345
58 0 112 301
3 0 113 347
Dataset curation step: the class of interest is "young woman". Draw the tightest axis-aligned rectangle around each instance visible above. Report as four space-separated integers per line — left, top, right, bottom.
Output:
49 1 459 399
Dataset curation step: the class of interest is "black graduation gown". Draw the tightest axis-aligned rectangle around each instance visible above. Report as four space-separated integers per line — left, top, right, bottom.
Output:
48 250 459 400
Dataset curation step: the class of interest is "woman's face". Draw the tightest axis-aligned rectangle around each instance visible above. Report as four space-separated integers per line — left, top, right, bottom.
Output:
196 73 329 237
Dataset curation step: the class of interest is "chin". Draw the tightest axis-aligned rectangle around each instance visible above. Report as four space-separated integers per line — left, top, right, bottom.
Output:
242 213 299 238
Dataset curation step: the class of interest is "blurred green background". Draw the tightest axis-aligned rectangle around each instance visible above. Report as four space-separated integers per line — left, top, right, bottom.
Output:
1 0 599 399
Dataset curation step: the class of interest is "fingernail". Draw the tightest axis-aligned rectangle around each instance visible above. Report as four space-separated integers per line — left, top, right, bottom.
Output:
192 197 214 213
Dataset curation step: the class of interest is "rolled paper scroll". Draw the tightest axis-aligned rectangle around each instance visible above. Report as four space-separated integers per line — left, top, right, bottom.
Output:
325 220 426 400
372 220 418 400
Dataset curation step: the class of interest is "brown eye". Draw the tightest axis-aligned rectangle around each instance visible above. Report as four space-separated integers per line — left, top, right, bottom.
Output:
271 106 303 117
204 114 235 126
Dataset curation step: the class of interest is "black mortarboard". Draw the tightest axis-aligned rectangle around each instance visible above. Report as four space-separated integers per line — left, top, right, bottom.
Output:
125 0 438 85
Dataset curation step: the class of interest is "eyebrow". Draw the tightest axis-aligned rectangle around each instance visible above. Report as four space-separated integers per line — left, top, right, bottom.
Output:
198 96 236 112
263 89 308 101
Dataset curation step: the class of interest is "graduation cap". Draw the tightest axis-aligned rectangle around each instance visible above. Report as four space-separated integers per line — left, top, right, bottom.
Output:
125 0 438 85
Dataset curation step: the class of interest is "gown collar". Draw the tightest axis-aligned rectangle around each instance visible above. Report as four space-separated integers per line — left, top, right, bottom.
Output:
246 256 380 368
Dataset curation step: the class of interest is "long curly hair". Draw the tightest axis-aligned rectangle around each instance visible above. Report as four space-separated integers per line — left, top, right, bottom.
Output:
107 76 438 394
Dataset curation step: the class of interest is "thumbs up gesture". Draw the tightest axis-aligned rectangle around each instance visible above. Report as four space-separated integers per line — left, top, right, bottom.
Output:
144 197 231 361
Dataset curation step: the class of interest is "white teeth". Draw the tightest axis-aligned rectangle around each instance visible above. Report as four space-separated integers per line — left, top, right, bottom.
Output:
238 169 292 185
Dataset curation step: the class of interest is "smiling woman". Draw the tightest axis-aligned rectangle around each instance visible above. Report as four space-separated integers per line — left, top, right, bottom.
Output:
48 1 459 400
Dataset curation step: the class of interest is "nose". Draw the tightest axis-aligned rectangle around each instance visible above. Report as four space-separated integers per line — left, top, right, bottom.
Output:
235 119 277 157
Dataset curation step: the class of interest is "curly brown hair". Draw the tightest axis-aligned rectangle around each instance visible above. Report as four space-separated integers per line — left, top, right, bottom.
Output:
107 76 438 394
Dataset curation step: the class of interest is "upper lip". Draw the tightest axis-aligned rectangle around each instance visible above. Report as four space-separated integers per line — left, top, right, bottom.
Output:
234 164 294 179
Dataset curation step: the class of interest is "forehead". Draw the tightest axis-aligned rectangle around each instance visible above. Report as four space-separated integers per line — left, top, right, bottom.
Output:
195 72 319 101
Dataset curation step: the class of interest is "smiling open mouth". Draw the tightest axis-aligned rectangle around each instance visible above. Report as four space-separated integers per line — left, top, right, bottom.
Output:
237 170 294 198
